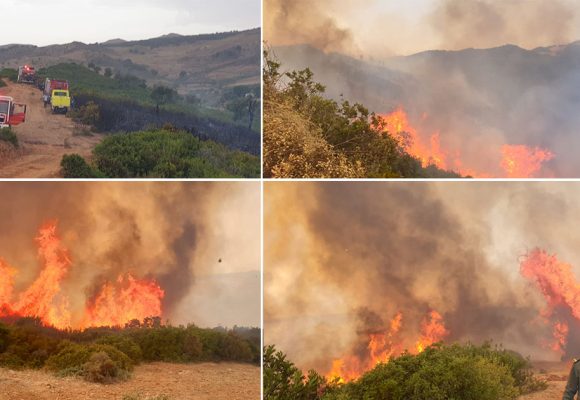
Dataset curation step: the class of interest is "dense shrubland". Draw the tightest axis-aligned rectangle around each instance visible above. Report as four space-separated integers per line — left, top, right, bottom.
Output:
263 343 547 400
263 51 461 178
0 318 259 384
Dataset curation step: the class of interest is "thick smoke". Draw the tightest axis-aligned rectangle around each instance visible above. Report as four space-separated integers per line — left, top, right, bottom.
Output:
431 0 575 51
265 182 580 372
266 0 580 55
265 0 363 54
0 182 260 328
269 0 580 177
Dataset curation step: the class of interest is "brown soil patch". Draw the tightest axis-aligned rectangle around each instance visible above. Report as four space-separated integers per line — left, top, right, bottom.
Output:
0 80 104 178
0 362 260 400
518 361 571 400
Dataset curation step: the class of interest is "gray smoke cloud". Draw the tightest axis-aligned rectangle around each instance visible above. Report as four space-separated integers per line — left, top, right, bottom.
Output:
431 0 576 51
265 182 580 372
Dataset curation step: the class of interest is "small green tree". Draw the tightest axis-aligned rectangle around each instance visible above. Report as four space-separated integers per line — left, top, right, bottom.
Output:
151 85 178 109
264 345 325 400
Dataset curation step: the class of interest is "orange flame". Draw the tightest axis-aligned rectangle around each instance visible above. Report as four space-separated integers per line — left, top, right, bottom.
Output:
376 107 554 178
13 221 72 328
327 310 448 382
83 274 164 328
377 107 448 171
0 221 165 330
519 248 580 355
0 259 16 307
416 310 449 353
501 145 554 178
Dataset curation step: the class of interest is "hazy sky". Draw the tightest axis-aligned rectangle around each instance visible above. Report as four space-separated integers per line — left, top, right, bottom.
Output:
266 0 580 56
2 0 261 46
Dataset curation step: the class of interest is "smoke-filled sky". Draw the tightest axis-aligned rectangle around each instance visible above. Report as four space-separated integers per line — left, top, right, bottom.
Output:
1 0 260 46
0 181 260 328
265 181 580 372
265 0 580 56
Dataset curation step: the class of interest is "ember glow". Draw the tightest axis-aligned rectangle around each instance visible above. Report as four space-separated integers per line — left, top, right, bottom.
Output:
0 221 165 330
520 248 580 356
377 107 554 178
327 310 448 382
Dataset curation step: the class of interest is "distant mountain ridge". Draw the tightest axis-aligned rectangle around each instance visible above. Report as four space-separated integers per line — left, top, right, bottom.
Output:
273 40 580 176
0 29 261 105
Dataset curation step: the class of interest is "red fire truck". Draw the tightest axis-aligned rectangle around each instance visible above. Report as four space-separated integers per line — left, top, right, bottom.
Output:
0 96 27 128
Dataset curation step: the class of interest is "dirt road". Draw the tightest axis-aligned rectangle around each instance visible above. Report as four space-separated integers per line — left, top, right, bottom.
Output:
0 362 260 400
518 361 570 400
0 80 104 178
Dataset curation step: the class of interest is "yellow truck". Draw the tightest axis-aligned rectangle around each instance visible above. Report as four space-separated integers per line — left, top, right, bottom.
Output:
43 79 71 114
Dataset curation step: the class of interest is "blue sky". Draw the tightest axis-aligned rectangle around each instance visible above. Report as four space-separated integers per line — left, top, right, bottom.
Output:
2 0 261 46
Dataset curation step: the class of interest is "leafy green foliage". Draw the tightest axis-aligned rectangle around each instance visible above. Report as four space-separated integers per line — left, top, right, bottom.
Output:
67 128 259 178
0 68 18 82
0 127 18 147
221 85 261 131
151 86 178 107
69 101 101 129
38 63 151 104
0 320 259 384
38 63 242 126
264 343 548 400
263 51 462 179
264 345 326 400
61 154 102 178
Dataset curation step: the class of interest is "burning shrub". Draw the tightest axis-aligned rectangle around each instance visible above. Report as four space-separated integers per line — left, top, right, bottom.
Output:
264 343 548 400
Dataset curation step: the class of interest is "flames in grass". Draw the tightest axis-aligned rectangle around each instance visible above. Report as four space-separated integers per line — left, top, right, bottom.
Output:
327 310 449 382
0 221 164 330
326 249 580 383
376 107 554 178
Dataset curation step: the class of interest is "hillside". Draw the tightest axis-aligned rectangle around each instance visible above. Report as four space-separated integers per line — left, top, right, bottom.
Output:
273 41 580 177
0 29 261 106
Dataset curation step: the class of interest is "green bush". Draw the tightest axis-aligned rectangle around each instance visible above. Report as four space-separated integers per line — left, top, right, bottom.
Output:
70 101 101 129
91 129 259 178
0 68 18 82
0 127 19 148
46 342 133 382
264 343 548 400
83 351 127 384
60 154 101 178
96 335 143 364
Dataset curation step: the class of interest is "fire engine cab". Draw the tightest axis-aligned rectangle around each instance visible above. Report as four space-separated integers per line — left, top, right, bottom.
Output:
0 96 27 128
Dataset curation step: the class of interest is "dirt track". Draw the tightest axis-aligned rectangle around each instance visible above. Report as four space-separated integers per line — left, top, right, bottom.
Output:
518 361 570 400
0 362 260 400
0 80 104 178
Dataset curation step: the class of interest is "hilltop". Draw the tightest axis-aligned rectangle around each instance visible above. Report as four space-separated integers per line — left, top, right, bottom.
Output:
0 29 261 106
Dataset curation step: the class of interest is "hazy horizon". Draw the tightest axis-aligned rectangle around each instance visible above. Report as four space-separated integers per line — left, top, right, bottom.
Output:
2 0 261 47
265 0 580 58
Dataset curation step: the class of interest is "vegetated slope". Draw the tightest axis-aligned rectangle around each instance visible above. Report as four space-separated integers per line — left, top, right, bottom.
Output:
0 79 103 178
263 343 548 400
0 29 261 106
263 53 461 178
273 42 580 176
62 128 260 178
0 362 260 400
41 63 260 153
